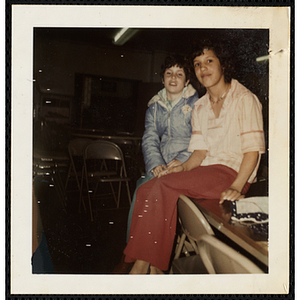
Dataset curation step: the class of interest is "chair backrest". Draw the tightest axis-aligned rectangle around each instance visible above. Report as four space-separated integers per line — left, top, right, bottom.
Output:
198 234 264 274
68 138 92 156
178 195 214 242
84 140 124 161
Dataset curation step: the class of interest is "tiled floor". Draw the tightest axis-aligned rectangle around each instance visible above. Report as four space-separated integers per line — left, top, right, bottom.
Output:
33 173 131 274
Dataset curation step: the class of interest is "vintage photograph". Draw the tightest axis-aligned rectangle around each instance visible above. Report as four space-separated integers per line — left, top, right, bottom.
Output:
10 5 290 295
32 27 269 274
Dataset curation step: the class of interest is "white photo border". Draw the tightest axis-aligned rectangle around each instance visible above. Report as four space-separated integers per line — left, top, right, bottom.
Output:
10 4 290 295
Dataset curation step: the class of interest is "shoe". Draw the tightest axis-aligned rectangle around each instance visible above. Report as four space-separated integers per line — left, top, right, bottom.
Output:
111 255 133 274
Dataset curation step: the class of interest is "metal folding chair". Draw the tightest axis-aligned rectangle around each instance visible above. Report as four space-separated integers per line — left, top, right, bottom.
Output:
174 194 214 259
197 234 264 274
171 194 214 274
64 138 92 211
83 140 131 221
171 196 264 274
34 149 69 208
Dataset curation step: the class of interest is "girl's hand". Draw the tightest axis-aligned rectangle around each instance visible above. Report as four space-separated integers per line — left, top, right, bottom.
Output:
152 165 167 177
157 165 184 178
219 151 258 204
219 187 245 204
167 159 181 168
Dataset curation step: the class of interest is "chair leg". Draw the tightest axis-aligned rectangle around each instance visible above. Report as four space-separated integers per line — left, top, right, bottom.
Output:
74 170 81 192
65 163 81 192
64 164 72 190
187 237 199 255
109 182 118 206
117 181 122 208
88 192 94 221
87 192 93 222
174 233 187 260
79 167 86 212
182 241 192 257
53 164 67 208
84 167 93 221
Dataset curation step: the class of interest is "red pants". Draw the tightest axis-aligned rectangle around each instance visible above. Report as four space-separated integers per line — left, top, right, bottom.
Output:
123 165 250 271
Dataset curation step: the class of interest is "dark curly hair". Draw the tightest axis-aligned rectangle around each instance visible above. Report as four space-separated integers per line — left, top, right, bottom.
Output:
160 55 191 82
189 39 234 84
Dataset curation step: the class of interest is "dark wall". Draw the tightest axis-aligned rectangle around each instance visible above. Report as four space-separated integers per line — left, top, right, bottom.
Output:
33 28 269 137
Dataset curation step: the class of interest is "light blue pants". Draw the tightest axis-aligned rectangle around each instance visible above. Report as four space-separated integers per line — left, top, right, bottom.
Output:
126 174 153 242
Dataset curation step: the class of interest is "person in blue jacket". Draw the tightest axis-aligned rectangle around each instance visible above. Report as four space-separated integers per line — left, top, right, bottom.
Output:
126 55 199 241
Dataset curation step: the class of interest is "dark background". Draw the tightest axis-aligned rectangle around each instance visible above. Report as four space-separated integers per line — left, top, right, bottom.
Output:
33 28 269 137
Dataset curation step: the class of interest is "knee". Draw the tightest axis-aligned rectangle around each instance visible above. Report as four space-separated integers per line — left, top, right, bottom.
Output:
154 175 176 189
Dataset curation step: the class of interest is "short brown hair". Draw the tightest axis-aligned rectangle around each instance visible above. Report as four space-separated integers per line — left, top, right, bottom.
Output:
160 55 191 82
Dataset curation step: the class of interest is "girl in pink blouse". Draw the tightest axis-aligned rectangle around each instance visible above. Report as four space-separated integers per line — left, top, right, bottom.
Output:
123 39 265 274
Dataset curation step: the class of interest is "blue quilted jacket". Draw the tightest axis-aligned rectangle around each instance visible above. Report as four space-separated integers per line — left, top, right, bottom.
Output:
142 84 198 176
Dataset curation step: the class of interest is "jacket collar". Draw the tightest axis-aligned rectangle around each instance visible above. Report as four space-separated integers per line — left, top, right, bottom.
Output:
148 84 196 108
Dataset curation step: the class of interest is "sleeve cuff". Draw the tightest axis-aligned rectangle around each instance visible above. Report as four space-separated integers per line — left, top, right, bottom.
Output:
188 134 208 152
241 131 265 154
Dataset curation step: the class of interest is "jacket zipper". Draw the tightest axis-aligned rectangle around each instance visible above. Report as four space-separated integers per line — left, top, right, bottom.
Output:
166 110 171 148
168 111 171 136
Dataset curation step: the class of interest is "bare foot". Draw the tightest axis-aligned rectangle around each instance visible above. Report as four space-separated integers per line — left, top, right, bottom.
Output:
150 266 164 274
129 260 150 274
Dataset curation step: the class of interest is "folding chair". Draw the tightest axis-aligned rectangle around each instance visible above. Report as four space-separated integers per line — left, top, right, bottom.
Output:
197 234 264 274
83 140 131 221
171 195 214 274
34 149 69 208
64 138 92 211
174 194 214 259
